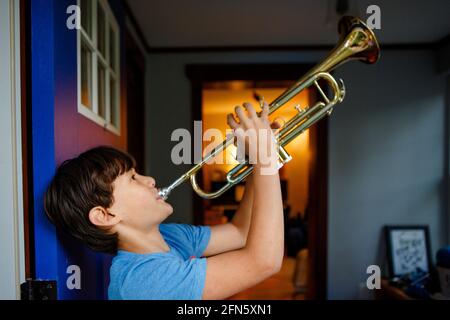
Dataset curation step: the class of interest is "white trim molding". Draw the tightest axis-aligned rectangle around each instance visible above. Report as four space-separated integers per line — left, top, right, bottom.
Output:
0 0 26 300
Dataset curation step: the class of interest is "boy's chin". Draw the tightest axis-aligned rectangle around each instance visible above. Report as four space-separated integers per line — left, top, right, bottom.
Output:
160 202 173 216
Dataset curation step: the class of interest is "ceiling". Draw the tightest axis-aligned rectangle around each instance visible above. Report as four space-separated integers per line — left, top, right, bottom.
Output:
126 0 450 49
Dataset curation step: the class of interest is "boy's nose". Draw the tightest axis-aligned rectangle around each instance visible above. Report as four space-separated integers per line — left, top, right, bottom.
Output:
145 176 156 188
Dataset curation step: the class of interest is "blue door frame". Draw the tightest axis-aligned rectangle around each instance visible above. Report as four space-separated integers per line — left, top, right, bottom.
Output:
30 0 127 299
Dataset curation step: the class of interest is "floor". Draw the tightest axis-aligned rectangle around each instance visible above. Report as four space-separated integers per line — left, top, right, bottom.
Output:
228 255 307 300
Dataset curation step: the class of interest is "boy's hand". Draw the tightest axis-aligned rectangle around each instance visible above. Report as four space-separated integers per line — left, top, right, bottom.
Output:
227 102 281 173
204 102 284 299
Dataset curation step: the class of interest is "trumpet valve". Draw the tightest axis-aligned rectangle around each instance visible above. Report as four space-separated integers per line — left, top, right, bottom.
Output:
278 146 292 164
294 104 305 113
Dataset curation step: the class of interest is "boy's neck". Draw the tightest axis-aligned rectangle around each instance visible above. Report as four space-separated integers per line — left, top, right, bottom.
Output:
117 224 170 254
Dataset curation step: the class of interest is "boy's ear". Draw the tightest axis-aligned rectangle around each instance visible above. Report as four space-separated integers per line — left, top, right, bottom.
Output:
88 206 120 228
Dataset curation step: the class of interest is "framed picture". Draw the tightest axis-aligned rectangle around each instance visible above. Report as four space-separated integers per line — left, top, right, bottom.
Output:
385 225 432 278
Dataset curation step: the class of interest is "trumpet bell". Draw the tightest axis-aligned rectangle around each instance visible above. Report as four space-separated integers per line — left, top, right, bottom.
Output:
338 16 380 65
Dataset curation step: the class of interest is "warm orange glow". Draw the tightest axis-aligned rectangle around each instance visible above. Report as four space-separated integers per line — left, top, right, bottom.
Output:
202 85 311 216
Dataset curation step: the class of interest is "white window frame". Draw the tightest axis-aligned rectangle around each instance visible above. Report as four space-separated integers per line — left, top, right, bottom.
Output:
77 0 121 135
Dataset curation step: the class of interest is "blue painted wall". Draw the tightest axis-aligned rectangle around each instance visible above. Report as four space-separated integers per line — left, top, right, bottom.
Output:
31 0 128 299
31 0 58 283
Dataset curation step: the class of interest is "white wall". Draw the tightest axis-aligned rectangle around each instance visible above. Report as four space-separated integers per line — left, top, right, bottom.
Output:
145 48 448 298
0 0 25 300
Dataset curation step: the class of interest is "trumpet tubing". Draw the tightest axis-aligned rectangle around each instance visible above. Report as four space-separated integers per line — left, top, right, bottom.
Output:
158 16 380 200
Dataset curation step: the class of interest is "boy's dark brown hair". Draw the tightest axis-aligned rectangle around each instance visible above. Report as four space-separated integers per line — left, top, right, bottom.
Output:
44 146 136 254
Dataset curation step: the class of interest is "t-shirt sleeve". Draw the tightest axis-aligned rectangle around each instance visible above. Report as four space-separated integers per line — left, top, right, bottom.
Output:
120 257 207 300
160 223 211 258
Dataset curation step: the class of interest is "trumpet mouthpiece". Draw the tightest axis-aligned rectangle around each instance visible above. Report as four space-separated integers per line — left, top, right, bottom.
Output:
158 187 171 201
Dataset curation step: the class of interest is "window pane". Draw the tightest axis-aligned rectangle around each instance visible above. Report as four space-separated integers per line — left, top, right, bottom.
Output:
97 3 106 57
80 0 92 37
110 77 118 127
109 25 116 70
81 41 92 109
98 63 106 118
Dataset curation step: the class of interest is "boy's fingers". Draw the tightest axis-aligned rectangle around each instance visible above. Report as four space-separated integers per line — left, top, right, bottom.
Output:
235 106 252 128
261 101 269 118
233 127 245 140
243 102 257 119
227 113 239 129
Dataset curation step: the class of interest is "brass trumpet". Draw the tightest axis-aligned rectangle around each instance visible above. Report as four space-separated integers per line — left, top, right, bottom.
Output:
158 16 380 200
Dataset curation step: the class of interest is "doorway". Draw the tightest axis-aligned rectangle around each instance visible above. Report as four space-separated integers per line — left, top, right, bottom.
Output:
186 64 328 299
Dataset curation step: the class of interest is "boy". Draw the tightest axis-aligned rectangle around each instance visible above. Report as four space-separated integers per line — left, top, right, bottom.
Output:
44 102 284 299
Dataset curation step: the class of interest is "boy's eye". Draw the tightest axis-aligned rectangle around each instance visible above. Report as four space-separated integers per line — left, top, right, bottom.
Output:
132 174 136 180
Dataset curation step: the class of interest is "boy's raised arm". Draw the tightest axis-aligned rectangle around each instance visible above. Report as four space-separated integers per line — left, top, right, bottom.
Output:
201 175 254 257
202 102 284 300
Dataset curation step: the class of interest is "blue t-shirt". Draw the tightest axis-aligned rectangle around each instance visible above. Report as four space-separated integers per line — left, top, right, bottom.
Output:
108 223 211 300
